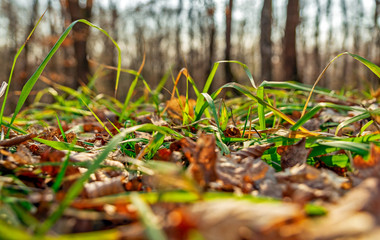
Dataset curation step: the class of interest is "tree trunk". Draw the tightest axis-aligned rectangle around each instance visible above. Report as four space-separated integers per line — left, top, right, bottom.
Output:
338 0 348 89
312 0 321 83
224 0 234 83
206 1 216 90
66 0 93 89
282 0 300 82
23 0 39 85
109 0 118 91
175 0 184 92
260 0 272 81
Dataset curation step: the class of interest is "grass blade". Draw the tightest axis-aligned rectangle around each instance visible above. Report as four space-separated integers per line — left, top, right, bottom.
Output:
55 113 67 142
195 60 256 119
0 10 46 127
347 52 380 78
34 138 85 152
120 54 145 121
51 139 77 193
257 86 266 131
301 52 380 117
10 19 121 127
36 128 128 235
335 112 370 135
218 82 315 135
290 102 366 131
130 193 167 240
202 93 222 134
317 140 369 155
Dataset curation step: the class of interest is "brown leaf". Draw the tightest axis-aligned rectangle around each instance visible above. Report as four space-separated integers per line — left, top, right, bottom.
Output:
276 164 349 202
165 96 196 122
216 143 279 195
307 178 380 239
233 143 274 160
223 126 241 138
277 138 310 170
353 143 380 179
188 200 305 240
179 134 217 188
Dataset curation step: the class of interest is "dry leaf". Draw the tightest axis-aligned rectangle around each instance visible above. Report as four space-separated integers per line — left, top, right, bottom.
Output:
188 200 305 240
223 126 242 138
165 96 196 122
216 143 279 195
277 138 310 170
84 176 127 198
177 134 217 188
353 143 380 179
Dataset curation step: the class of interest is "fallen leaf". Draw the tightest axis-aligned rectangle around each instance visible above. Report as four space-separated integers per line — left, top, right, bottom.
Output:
216 143 279 195
177 134 217 188
188 200 305 240
165 96 196 122
353 143 380 179
277 138 310 170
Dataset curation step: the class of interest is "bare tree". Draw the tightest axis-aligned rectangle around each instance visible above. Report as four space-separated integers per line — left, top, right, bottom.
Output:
260 0 272 81
312 0 321 82
22 0 39 89
374 0 380 66
282 0 300 82
338 0 349 89
205 1 216 89
224 0 234 83
65 0 93 89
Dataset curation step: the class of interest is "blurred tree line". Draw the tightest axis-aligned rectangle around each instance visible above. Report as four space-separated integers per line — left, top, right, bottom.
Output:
0 0 379 112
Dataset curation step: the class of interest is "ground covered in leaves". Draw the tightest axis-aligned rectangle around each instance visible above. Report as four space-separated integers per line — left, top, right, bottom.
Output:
1 78 380 240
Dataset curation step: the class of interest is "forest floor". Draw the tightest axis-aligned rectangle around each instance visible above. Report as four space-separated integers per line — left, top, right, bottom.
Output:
0 62 380 239
0 23 379 238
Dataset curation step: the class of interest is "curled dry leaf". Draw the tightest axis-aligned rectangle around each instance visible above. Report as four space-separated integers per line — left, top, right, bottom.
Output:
216 143 279 195
233 143 274 160
165 95 196 122
176 134 217 188
277 138 310 170
276 164 349 202
223 125 242 138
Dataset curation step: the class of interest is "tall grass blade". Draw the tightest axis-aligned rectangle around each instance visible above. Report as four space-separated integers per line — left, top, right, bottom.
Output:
81 98 113 137
202 93 222 134
0 10 46 128
120 54 145 121
257 86 266 131
347 52 380 78
195 60 256 118
302 52 380 117
217 82 315 134
335 112 370 135
9 19 121 127
290 102 366 131
55 113 67 142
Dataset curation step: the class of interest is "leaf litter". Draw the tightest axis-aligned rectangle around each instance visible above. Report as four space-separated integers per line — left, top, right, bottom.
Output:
0 21 380 238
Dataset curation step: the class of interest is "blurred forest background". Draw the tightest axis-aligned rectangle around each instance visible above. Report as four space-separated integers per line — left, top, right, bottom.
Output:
0 0 379 113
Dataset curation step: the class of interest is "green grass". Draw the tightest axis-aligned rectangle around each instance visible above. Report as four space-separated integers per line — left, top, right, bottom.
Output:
0 16 379 239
